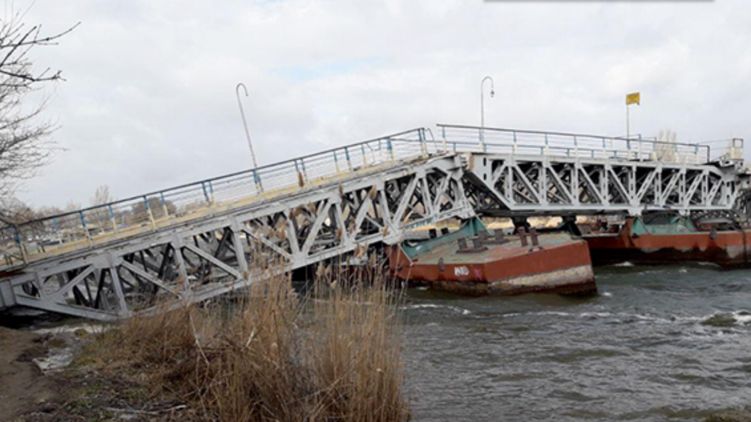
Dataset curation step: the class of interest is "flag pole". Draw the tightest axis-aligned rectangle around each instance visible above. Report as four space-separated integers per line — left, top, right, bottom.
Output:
625 92 640 140
626 103 630 139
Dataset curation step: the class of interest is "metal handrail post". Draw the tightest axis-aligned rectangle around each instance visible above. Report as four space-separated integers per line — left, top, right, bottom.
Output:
201 182 210 203
425 128 439 154
419 128 427 156
79 211 93 244
294 160 305 187
638 136 643 161
13 226 27 264
333 151 341 173
143 196 157 229
159 192 169 218
300 159 308 181
626 138 631 159
344 147 352 171
108 204 118 232
252 169 263 193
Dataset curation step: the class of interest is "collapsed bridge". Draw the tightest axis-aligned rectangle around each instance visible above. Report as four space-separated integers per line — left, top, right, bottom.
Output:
0 125 746 320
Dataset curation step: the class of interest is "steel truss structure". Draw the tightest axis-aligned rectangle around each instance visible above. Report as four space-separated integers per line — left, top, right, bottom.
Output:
0 123 747 320
437 124 746 216
465 154 743 216
2 155 472 320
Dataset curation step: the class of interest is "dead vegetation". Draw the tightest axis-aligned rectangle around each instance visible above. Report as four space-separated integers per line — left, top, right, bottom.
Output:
78 260 408 422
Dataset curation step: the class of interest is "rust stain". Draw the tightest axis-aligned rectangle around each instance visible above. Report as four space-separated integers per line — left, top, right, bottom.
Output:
388 235 596 296
584 219 751 268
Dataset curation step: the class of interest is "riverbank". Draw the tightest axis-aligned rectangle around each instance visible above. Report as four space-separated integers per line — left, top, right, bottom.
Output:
2 266 408 421
4 265 751 421
0 323 188 421
0 326 57 419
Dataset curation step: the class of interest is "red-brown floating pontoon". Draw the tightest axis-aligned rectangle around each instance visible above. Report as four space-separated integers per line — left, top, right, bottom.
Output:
388 219 596 296
582 214 751 268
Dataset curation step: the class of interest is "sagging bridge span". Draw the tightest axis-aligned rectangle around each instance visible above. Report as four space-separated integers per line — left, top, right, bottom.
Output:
0 124 746 320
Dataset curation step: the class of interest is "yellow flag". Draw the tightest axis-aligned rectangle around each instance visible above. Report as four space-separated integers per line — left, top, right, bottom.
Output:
626 92 641 106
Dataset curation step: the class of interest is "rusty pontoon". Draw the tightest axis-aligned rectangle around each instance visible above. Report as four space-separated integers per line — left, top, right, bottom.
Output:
583 213 751 268
388 219 596 295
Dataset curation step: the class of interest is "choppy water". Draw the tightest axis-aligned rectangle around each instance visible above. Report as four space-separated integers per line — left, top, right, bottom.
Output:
402 264 751 421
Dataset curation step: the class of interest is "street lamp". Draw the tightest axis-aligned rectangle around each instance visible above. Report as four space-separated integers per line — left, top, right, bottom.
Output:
480 75 495 146
235 82 259 170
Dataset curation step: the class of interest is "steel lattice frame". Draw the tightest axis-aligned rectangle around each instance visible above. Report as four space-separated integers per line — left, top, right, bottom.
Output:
3 155 472 320
2 125 749 320
465 153 743 216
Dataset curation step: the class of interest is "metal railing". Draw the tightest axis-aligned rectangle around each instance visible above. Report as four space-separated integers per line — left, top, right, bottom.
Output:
0 128 438 269
700 138 745 162
437 124 743 165
2 123 744 270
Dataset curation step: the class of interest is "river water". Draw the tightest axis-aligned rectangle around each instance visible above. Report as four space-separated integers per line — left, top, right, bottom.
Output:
402 264 751 421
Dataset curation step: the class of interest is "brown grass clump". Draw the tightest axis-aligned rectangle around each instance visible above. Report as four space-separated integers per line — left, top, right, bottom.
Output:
88 260 408 422
308 262 405 421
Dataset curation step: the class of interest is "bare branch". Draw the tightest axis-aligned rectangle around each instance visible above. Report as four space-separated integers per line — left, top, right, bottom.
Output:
0 11 75 203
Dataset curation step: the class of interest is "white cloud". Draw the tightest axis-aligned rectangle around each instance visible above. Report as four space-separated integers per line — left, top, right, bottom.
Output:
13 0 751 207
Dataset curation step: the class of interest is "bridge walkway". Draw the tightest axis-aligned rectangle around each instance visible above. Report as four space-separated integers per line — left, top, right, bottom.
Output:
0 129 473 319
0 124 745 320
438 124 746 216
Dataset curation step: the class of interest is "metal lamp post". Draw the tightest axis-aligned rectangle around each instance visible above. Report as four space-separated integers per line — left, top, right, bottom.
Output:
235 82 263 192
480 76 495 148
235 83 259 170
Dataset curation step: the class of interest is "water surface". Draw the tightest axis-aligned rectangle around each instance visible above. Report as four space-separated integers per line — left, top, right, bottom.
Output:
402 264 751 421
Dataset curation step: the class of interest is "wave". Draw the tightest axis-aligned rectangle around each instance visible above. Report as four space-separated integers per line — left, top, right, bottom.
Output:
503 310 704 326
613 261 634 267
406 304 751 328
403 303 471 315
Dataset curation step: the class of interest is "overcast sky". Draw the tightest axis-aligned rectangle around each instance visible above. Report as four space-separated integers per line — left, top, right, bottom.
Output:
13 0 751 207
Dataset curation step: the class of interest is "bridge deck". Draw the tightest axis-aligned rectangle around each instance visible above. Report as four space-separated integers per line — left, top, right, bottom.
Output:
0 124 745 320
1 129 435 271
6 158 407 270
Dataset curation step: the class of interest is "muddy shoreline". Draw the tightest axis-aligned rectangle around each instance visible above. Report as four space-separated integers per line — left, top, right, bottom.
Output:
0 321 189 421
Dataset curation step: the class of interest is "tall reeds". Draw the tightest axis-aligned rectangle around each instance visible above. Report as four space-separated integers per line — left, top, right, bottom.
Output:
91 258 408 421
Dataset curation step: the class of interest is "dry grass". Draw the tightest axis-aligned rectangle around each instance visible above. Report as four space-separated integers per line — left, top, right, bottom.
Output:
86 259 408 422
308 260 406 421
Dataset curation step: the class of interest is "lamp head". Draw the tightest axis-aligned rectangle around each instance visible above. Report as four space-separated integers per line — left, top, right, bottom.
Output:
490 89 495 98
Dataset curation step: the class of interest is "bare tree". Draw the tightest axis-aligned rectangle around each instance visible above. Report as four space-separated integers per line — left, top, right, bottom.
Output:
0 9 77 200
90 184 113 206
90 184 114 231
0 195 30 225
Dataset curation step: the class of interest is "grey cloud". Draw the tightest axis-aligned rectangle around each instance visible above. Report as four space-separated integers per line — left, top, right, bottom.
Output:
14 0 751 207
